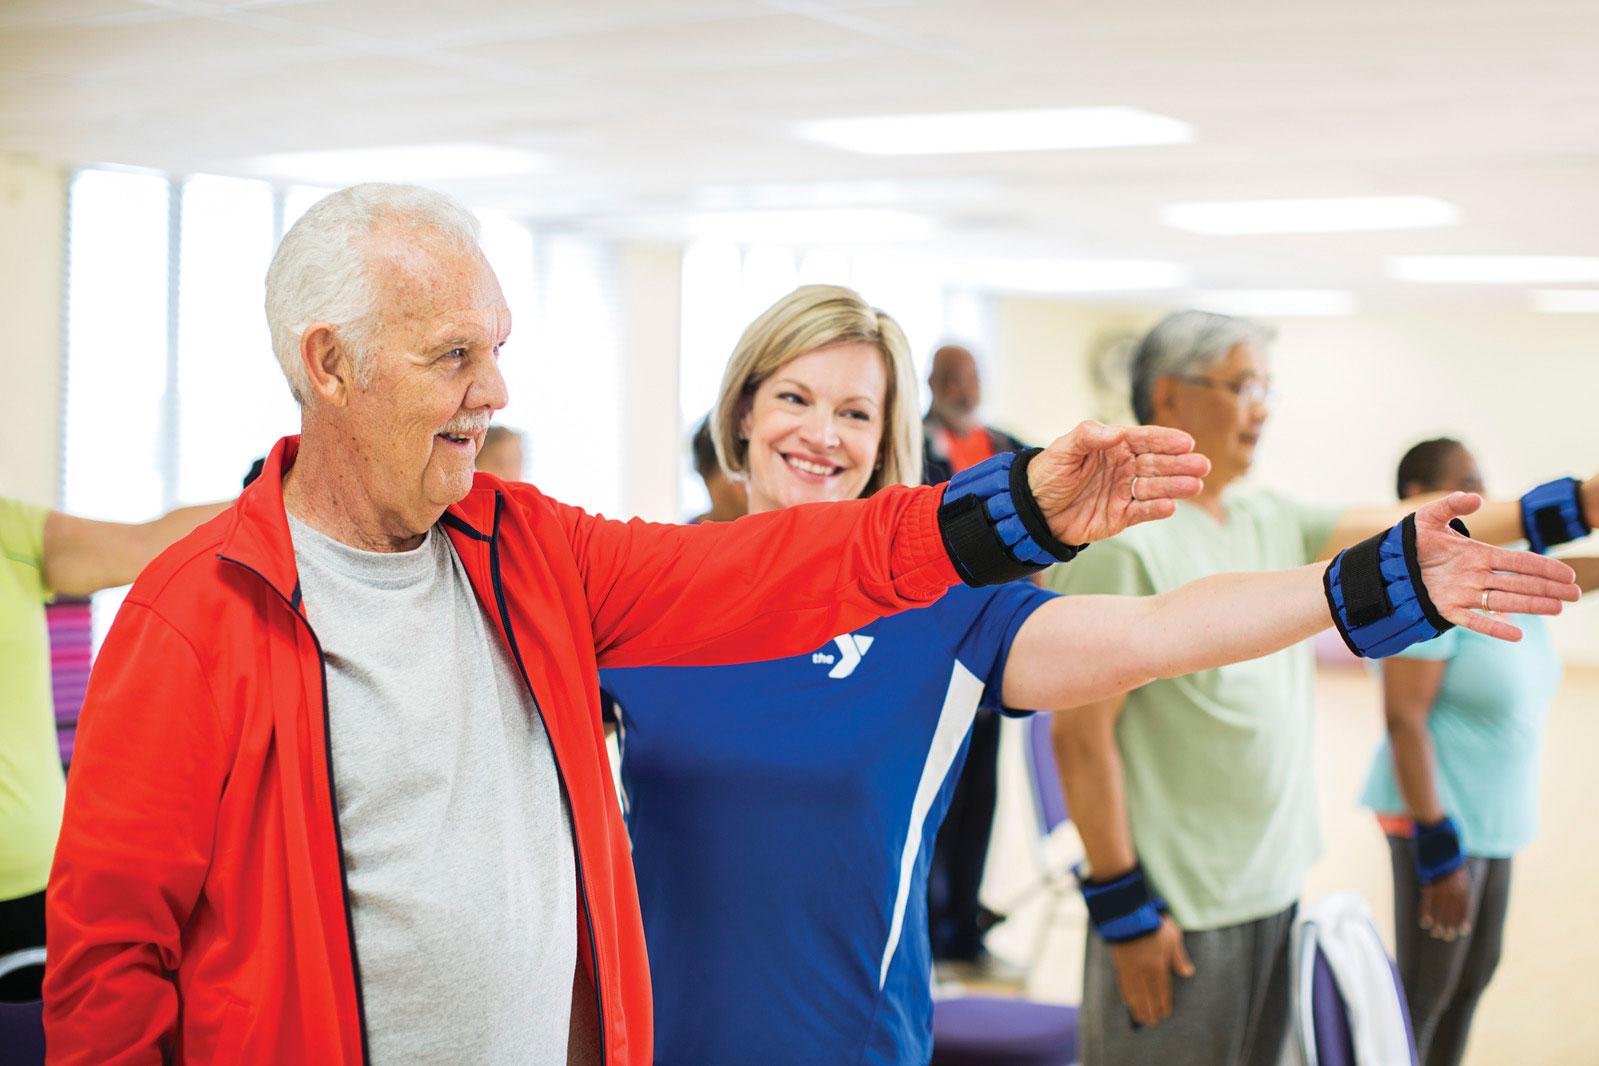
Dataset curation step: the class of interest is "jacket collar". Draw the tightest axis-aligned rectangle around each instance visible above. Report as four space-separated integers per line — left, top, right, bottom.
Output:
219 435 500 605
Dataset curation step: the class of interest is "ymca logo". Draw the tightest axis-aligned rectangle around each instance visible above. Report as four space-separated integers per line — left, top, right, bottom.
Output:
810 634 876 679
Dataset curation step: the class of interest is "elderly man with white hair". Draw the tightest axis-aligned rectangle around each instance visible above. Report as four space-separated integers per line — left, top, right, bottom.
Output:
41 184 1221 1065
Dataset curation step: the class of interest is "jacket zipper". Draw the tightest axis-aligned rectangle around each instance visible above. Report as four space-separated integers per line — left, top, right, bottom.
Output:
482 494 609 1064
218 555 373 1064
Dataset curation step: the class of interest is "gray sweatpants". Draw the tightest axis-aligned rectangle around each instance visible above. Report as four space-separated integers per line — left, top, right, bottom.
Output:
1080 904 1296 1066
1387 837 1512 1066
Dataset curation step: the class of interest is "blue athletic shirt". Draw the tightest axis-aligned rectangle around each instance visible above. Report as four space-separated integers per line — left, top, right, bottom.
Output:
600 581 1056 1066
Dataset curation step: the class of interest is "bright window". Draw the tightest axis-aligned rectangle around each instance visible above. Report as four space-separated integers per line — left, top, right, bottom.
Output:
521 235 624 516
62 169 170 523
62 169 172 648
475 208 538 480
176 174 298 502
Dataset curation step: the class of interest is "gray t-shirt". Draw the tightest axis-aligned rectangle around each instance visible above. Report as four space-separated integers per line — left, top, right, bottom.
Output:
289 516 577 1064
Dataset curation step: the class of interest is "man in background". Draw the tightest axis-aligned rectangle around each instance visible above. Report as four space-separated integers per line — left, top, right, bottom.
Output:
689 415 746 524
921 344 1024 484
474 424 525 481
922 343 1027 971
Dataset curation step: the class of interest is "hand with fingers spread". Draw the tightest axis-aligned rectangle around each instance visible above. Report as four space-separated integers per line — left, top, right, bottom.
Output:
1025 420 1210 546
1109 916 1195 1029
1413 493 1581 642
1420 867 1472 942
1327 492 1580 658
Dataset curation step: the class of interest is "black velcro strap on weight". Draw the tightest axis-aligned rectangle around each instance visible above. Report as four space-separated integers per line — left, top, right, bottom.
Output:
1403 514 1454 634
1414 817 1465 884
1336 531 1393 628
1008 448 1082 564
1533 505 1573 551
1081 876 1152 926
936 493 1037 587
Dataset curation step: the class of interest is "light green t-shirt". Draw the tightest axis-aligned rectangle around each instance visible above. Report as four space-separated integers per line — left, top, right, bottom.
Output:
1 497 63 902
1048 486 1340 931
1359 617 1560 858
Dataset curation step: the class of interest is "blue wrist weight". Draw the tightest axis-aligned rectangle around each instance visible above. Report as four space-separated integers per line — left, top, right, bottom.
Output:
1077 864 1166 943
938 448 1085 587
1414 816 1465 884
1520 477 1590 555
1325 513 1468 658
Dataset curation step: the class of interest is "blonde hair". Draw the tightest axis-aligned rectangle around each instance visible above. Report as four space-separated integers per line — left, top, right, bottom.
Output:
711 284 923 497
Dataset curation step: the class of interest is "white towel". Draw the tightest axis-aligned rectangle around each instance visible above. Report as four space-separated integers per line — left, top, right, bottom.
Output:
1289 893 1414 1066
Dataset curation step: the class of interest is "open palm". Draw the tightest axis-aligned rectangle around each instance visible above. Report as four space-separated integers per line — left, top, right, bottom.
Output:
1414 493 1580 642
1026 421 1210 545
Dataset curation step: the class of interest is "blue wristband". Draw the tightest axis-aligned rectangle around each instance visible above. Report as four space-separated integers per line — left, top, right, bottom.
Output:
1325 513 1464 658
1414 816 1465 884
1521 477 1590 555
1076 864 1166 943
938 449 1085 587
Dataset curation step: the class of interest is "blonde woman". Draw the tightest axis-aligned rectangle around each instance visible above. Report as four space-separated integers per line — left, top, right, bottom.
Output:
599 286 1576 1066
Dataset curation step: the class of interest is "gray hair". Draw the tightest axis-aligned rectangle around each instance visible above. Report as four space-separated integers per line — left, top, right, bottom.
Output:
1129 309 1276 424
264 183 482 403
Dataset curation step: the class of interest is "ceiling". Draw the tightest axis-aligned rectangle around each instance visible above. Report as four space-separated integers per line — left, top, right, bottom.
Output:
6 0 1599 310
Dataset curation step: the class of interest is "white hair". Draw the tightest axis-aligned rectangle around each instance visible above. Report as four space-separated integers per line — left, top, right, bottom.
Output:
264 183 482 403
1129 309 1276 424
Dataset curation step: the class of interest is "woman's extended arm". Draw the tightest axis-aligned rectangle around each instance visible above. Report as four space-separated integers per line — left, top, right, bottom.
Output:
1316 472 1598 560
1004 494 1580 711
43 502 231 597
1002 565 1329 709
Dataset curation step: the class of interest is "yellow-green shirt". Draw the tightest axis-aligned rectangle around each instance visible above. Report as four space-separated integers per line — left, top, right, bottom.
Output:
1047 487 1340 931
1 497 63 902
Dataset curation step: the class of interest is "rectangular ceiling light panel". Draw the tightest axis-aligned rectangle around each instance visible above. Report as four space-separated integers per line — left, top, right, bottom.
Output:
796 107 1194 156
247 143 547 185
1531 289 1599 313
1163 196 1457 235
1390 256 1599 283
953 258 1188 294
684 209 939 245
1188 289 1355 316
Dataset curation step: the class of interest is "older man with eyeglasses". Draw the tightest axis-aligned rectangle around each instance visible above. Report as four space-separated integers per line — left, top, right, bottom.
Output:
1049 309 1598 1066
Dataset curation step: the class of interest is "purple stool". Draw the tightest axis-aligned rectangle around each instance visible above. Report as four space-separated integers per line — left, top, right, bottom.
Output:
1026 711 1069 836
931 994 1079 1066
0 948 47 1066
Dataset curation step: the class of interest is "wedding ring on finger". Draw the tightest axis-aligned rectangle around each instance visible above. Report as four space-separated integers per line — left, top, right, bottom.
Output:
1481 588 1491 612
1130 476 1140 501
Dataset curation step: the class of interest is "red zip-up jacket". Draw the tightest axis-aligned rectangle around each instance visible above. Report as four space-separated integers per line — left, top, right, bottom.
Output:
44 436 961 1065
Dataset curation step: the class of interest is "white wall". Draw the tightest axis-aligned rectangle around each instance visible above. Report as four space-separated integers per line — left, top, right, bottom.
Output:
618 243 682 523
992 299 1160 444
0 154 67 507
990 297 1599 664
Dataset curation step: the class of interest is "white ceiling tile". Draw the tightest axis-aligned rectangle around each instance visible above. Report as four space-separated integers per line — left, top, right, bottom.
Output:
5 1 1599 296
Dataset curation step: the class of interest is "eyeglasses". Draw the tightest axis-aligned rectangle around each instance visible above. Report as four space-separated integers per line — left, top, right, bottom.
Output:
1176 376 1275 407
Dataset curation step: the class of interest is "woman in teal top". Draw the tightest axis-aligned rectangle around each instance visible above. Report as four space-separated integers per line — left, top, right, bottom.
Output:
1361 438 1599 1066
